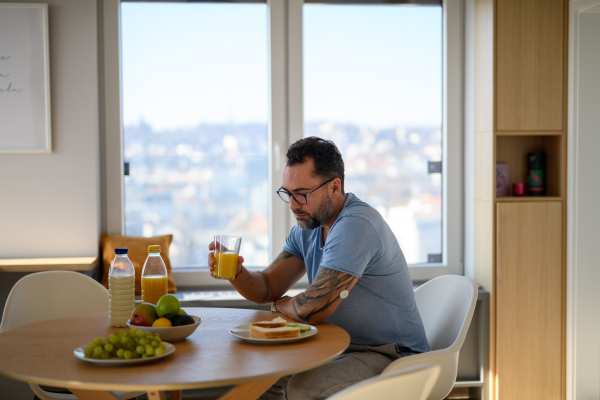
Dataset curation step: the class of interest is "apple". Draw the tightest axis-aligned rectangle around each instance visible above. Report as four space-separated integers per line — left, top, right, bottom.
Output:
130 303 159 327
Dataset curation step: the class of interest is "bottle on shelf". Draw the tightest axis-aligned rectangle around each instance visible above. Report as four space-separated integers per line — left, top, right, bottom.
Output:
141 245 168 305
108 248 135 327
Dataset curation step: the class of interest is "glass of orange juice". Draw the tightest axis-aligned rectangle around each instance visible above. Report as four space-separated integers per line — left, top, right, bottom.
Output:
213 235 242 280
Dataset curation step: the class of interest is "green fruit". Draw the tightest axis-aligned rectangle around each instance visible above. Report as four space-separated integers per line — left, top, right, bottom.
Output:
170 314 195 327
130 303 159 327
156 294 180 318
178 309 187 315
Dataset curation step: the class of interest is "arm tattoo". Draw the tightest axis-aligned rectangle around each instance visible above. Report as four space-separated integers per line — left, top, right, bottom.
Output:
292 268 355 323
258 271 270 303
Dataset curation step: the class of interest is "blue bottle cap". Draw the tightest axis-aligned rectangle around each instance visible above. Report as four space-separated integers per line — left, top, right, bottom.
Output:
115 248 128 254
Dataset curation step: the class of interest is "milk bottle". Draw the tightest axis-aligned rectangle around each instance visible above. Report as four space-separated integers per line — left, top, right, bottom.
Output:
108 248 135 327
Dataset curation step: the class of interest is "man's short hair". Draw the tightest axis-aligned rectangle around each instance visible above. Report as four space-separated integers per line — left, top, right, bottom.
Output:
286 136 345 193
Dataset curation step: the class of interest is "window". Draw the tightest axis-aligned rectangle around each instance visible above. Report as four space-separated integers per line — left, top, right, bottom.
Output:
107 0 463 286
303 4 443 264
121 3 269 268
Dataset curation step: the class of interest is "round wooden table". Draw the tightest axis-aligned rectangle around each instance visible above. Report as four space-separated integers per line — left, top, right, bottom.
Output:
0 307 350 400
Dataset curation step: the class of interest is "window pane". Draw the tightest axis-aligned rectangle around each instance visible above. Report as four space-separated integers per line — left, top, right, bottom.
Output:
121 3 269 268
304 5 442 264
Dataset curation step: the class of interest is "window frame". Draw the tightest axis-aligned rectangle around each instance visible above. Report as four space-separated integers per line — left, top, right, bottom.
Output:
100 0 464 289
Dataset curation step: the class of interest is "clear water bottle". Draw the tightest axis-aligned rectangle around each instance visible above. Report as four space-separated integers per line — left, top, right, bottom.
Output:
108 248 135 327
141 245 168 305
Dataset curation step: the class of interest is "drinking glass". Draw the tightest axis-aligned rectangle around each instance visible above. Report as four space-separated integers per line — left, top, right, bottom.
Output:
213 235 242 280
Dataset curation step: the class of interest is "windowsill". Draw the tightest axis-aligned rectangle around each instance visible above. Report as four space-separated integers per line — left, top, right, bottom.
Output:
172 267 310 290
0 257 99 273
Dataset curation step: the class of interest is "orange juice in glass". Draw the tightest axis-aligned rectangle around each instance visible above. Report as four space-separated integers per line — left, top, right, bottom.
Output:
214 235 241 280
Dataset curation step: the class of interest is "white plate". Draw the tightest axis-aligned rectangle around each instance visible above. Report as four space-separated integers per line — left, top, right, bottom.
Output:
127 315 201 342
74 342 175 365
229 324 318 344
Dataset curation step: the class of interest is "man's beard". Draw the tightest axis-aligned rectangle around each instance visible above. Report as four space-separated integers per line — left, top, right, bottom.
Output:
294 194 335 230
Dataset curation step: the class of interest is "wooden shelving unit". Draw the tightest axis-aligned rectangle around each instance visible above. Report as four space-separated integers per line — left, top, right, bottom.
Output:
474 0 568 399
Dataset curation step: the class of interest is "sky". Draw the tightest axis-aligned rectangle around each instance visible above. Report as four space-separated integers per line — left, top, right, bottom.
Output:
121 3 442 132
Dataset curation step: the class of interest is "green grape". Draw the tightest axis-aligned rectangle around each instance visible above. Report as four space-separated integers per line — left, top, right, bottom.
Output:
84 329 164 359
93 346 103 357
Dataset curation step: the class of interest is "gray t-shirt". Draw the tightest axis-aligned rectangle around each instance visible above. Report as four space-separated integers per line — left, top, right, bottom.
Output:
283 193 431 355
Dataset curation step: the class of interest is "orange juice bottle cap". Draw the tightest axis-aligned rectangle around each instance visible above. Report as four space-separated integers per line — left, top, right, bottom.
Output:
148 245 161 253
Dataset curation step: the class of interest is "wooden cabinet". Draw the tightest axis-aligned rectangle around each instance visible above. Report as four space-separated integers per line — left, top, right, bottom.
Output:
496 202 563 399
474 0 568 399
496 0 565 131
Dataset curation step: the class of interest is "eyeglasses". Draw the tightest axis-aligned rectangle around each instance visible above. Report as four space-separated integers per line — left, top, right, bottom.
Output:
276 178 335 205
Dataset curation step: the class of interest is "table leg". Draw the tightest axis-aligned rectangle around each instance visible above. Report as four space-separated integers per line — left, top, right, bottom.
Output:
68 389 125 400
216 377 280 400
170 390 182 400
146 391 168 400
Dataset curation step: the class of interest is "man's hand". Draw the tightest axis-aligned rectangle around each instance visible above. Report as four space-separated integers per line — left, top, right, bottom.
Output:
207 241 244 278
271 295 291 312
272 267 358 325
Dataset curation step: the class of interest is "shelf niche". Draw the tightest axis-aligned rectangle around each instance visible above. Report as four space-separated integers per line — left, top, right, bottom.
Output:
495 135 564 199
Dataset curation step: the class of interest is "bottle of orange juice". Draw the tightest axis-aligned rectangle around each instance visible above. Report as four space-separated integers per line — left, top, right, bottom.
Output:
141 245 168 305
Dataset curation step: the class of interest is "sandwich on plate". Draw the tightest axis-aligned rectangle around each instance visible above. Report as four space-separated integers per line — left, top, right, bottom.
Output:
249 317 302 339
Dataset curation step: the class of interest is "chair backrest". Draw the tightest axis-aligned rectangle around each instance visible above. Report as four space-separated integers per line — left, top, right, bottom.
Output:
414 275 478 352
327 363 441 400
0 271 109 333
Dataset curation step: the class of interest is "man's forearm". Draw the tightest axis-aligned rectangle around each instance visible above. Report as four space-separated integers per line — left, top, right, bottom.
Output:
230 268 274 304
273 268 357 324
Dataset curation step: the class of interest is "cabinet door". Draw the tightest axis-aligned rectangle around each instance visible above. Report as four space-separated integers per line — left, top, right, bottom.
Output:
496 0 564 131
496 201 562 399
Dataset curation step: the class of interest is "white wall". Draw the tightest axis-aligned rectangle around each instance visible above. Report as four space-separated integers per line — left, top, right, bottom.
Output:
0 0 100 258
568 1 600 399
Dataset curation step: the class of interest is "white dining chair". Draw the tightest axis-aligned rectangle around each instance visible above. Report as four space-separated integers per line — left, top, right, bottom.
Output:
380 275 478 400
0 271 145 400
326 363 440 400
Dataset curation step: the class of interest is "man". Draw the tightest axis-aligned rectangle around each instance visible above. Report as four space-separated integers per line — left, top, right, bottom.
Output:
208 136 430 400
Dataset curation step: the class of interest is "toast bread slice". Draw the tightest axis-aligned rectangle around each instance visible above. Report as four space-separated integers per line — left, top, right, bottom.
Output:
249 325 301 339
249 321 287 328
249 317 288 329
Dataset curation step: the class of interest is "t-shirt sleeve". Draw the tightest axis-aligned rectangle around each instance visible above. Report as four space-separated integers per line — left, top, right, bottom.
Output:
320 216 381 278
282 225 304 260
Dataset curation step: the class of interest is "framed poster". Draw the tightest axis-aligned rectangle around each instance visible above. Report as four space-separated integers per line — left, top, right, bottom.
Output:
0 3 51 154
